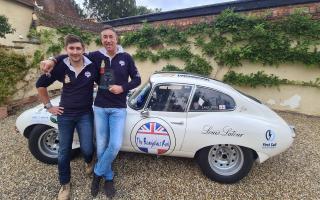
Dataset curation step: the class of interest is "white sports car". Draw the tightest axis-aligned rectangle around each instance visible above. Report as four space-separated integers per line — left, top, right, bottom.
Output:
16 72 295 183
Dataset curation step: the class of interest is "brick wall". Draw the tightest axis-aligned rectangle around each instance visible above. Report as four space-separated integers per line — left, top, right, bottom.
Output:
37 11 103 33
35 0 102 32
38 0 79 18
113 2 320 34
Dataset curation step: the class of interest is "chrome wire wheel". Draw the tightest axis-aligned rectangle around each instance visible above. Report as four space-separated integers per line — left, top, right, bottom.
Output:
37 128 59 158
208 144 244 176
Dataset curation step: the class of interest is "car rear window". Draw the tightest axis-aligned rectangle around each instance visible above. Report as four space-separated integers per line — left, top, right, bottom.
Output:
236 90 262 104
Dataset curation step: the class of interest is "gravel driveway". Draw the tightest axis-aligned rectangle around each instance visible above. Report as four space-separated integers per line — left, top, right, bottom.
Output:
0 105 319 200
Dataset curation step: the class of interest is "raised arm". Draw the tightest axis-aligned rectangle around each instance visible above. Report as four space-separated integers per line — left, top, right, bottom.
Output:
40 55 68 73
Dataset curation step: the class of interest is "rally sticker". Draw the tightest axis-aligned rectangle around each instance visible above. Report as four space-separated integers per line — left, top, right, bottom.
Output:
219 105 226 110
135 122 171 155
31 110 50 123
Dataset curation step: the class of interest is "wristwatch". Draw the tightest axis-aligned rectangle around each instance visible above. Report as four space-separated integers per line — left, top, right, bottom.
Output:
48 57 57 64
44 102 53 109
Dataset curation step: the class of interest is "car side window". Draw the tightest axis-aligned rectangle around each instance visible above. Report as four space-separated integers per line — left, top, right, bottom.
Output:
146 84 192 112
190 87 235 112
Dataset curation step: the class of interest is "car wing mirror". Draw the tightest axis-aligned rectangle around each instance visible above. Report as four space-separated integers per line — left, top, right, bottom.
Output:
140 108 149 118
127 89 135 98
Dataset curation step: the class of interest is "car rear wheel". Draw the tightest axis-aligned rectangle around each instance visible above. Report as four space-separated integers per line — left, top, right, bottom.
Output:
28 125 78 164
197 144 254 183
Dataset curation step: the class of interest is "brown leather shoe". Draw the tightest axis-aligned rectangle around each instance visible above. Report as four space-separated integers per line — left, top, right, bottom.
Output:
104 180 116 198
85 154 96 175
57 183 71 200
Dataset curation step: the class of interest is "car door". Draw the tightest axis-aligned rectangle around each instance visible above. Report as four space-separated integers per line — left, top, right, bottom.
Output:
128 83 193 155
182 86 237 152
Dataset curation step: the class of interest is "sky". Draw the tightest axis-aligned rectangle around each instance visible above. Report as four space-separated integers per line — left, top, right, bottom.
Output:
76 0 235 12
135 0 235 11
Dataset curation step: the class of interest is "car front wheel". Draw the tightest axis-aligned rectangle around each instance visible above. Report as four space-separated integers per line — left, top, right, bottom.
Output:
28 125 78 164
197 144 254 183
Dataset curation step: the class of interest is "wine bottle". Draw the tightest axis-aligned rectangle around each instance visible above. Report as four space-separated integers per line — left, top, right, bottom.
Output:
99 60 108 90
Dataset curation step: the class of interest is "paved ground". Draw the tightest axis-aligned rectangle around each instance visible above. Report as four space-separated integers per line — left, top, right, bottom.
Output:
0 105 319 200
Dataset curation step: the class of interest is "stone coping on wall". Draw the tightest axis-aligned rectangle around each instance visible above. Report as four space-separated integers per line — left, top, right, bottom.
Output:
7 89 61 115
13 0 34 8
0 44 24 49
13 40 41 45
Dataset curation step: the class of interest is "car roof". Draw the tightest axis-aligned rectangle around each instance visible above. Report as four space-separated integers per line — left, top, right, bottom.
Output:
149 71 237 94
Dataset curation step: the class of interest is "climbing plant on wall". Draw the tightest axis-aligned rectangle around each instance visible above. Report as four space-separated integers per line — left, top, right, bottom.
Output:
0 48 29 105
29 26 96 58
121 9 320 87
0 26 96 105
223 71 320 88
46 26 95 55
0 15 15 38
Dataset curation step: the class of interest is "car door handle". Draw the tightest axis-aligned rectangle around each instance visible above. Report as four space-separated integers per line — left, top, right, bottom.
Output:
170 121 184 125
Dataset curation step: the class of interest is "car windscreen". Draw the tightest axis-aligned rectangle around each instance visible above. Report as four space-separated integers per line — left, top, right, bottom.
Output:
128 82 152 110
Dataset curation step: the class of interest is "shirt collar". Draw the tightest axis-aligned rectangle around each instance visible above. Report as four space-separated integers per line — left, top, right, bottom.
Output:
98 45 124 59
63 55 92 77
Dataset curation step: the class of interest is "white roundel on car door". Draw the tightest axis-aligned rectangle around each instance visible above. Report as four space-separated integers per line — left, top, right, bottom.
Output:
130 118 176 155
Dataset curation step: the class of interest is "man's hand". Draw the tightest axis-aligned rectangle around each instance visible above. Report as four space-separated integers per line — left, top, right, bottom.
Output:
47 106 64 115
109 85 124 94
40 60 55 74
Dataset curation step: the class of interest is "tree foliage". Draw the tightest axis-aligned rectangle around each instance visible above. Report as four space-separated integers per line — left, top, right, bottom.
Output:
84 0 136 21
135 6 161 16
0 15 15 38
83 0 160 21
70 0 87 18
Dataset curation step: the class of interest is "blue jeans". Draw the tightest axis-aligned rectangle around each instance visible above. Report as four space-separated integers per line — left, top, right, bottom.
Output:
93 106 127 180
57 112 94 185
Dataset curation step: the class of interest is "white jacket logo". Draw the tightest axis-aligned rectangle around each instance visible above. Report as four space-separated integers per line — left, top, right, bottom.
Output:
85 71 91 78
119 60 125 66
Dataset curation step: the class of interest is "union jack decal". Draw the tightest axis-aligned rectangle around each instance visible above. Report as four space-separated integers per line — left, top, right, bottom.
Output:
136 122 171 155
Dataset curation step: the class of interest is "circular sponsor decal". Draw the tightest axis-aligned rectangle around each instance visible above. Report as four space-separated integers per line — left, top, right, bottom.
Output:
135 122 171 155
50 115 57 124
265 130 276 141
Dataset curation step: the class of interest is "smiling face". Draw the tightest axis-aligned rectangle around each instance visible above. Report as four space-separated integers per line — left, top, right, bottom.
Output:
101 29 118 56
65 42 85 63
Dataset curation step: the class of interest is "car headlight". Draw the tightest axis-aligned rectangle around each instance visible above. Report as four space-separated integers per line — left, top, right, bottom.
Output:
289 125 296 138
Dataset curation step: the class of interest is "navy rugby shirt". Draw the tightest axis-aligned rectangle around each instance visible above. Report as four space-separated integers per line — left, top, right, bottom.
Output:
36 56 99 116
55 46 141 108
